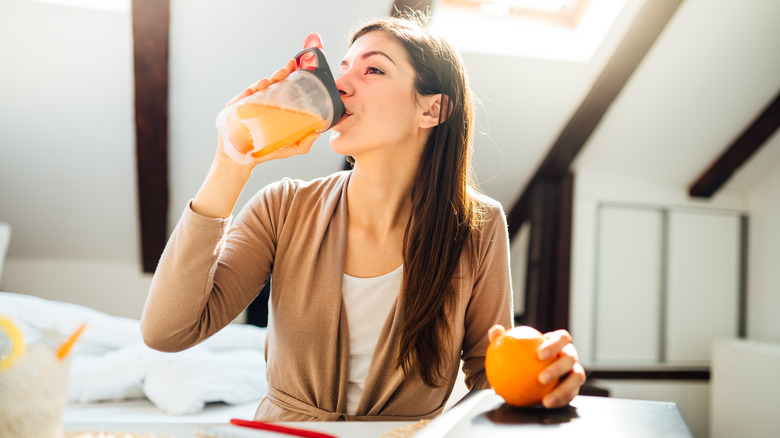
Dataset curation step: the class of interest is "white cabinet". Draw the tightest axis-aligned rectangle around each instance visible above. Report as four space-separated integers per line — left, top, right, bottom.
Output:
595 207 663 363
593 205 744 365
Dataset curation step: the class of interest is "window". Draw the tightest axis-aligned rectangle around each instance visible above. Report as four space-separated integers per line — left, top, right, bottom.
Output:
440 0 591 27
431 0 628 62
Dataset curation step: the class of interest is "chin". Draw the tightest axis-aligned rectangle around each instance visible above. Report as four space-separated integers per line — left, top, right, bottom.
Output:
328 130 350 156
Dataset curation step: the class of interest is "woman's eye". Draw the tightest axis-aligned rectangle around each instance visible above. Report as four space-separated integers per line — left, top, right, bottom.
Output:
365 66 384 75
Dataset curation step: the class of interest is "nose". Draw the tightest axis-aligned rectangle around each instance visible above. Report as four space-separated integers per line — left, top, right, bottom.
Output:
334 72 353 97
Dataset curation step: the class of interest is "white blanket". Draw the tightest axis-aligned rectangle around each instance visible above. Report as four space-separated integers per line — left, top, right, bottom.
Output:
0 292 268 414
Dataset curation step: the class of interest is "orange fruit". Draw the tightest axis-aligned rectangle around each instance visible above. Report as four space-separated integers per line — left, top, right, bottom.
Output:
485 325 556 407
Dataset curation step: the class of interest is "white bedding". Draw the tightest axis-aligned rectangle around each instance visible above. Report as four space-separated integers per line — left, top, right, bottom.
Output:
0 292 268 416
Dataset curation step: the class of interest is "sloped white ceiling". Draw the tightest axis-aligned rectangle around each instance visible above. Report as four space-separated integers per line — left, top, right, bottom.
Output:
576 0 780 195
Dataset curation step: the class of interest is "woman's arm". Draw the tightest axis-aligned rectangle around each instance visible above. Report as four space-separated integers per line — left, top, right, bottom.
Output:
140 204 235 351
460 202 514 389
142 34 325 350
460 199 586 407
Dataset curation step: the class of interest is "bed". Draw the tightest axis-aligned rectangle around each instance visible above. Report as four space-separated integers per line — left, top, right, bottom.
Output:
0 291 268 425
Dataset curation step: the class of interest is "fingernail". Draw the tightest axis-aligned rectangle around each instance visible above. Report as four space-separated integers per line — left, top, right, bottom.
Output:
543 395 558 408
539 371 552 385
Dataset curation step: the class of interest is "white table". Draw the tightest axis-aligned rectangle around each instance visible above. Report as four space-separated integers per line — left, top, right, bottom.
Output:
64 392 693 437
64 421 409 437
64 399 415 437
64 400 411 437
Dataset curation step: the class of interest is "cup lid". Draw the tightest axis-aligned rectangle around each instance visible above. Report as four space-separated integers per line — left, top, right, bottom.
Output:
293 47 345 129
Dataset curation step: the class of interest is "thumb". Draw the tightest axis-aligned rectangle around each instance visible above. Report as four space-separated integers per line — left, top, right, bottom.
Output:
299 33 323 69
303 33 323 50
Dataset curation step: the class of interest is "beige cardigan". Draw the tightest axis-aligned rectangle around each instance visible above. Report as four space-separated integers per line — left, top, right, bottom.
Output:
141 170 513 421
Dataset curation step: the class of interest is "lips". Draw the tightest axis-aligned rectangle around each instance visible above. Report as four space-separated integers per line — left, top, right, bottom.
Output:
337 110 352 124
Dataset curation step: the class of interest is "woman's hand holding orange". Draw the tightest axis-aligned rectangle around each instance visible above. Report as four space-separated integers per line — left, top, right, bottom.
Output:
535 329 586 408
487 325 586 409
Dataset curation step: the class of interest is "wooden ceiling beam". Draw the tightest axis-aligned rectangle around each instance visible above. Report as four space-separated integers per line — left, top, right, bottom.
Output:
689 90 780 198
506 0 684 238
132 0 170 273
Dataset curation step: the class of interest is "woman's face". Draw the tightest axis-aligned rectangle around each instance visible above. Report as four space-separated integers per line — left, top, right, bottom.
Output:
329 31 427 160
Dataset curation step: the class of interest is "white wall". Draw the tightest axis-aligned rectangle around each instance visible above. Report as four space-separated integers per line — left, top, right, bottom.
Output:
0 0 145 317
746 161 780 343
1 258 152 318
0 0 137 264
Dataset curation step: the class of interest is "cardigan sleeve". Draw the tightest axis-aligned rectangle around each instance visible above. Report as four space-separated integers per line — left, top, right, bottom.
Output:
460 201 514 390
141 180 287 352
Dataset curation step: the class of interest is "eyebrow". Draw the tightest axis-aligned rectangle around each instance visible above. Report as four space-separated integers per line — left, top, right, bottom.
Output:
341 50 396 67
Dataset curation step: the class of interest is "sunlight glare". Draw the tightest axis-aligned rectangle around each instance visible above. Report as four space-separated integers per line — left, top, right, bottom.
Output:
431 0 628 63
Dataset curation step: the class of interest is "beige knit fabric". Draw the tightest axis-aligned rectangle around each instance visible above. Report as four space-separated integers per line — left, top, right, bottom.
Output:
142 171 512 422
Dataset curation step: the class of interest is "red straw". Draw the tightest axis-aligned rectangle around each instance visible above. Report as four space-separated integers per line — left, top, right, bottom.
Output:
229 418 337 438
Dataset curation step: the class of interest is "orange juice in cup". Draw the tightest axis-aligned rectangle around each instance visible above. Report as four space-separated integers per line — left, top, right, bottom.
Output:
216 47 343 164
221 103 328 160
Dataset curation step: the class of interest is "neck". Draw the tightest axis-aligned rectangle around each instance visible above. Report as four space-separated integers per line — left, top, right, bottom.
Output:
344 124 431 234
346 155 419 238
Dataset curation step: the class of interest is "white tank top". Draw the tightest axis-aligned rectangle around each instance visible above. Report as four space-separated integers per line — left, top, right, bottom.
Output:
341 264 403 415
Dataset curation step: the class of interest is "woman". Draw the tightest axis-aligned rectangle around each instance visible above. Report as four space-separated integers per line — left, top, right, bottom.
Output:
141 13 585 421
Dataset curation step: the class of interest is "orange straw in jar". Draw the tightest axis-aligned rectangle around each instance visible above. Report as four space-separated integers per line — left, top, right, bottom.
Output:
56 322 87 360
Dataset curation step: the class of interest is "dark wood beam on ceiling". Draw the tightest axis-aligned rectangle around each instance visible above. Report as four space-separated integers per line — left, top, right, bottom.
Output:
518 173 573 333
506 0 685 238
689 90 780 198
132 0 170 273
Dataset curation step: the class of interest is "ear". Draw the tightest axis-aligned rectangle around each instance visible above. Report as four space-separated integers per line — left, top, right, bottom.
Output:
420 93 452 128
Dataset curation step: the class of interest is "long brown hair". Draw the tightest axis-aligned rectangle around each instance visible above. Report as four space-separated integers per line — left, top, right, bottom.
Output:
351 12 486 387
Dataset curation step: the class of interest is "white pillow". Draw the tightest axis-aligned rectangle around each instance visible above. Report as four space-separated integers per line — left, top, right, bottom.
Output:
143 347 268 414
68 341 268 414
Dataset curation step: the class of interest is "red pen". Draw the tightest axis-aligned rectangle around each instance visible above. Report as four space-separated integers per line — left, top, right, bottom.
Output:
229 418 338 438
